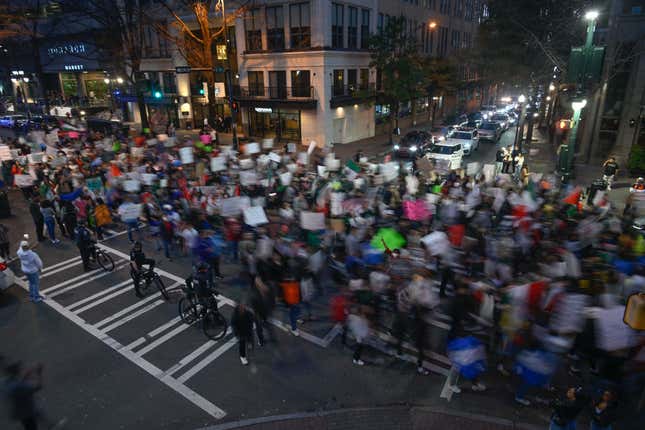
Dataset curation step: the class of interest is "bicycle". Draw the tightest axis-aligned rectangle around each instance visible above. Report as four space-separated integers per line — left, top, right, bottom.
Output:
178 282 228 340
130 266 169 300
88 243 115 272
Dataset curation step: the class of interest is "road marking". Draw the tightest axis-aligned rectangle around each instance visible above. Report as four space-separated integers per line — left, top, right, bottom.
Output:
162 340 218 378
135 322 194 357
124 316 183 352
177 336 237 383
440 366 458 401
321 323 342 347
42 256 82 273
41 266 106 294
47 263 128 299
67 280 133 312
100 300 164 333
268 318 328 348
374 330 452 366
93 294 160 328
14 277 227 419
365 336 450 376
40 259 84 279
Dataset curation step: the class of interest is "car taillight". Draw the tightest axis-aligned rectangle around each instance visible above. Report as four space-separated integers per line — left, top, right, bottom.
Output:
0 263 7 271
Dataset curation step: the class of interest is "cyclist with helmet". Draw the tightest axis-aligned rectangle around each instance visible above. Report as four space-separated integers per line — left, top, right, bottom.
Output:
75 220 94 272
186 263 218 310
130 241 156 298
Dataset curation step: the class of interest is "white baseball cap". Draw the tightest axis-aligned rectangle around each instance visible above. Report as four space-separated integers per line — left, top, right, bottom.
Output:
20 241 29 248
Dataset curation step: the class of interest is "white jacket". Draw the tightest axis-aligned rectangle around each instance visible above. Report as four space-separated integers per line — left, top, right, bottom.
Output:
17 248 43 274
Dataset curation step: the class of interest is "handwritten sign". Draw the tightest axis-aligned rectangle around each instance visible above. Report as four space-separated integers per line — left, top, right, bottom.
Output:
239 171 258 186
300 211 325 230
243 206 269 226
244 142 260 154
14 174 34 187
262 138 274 149
118 203 142 221
466 162 480 176
210 156 226 172
179 147 194 164
220 196 251 217
268 152 281 163
280 172 292 186
287 143 297 153
86 177 103 192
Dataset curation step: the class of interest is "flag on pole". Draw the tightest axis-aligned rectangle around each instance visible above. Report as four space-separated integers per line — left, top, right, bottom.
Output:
447 336 487 380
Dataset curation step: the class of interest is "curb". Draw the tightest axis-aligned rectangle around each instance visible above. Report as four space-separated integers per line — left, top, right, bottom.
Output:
195 405 544 430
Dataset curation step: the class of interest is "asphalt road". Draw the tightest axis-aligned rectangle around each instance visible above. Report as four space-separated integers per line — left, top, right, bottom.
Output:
0 126 544 430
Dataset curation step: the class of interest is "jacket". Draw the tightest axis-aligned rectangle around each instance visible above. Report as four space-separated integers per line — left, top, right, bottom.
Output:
94 204 112 227
590 400 617 427
17 248 43 274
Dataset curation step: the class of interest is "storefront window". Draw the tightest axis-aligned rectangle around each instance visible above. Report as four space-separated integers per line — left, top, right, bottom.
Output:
248 108 301 142
291 70 310 97
60 73 78 97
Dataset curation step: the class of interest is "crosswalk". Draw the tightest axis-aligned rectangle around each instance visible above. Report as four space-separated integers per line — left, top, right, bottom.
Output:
15 238 455 420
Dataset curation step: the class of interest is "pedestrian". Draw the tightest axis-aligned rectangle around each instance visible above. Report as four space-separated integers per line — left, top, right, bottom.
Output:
495 146 505 176
249 276 276 346
92 198 112 241
348 307 370 366
281 278 301 336
502 146 512 173
549 387 585 430
17 240 43 302
28 196 45 242
590 390 617 430
118 198 141 243
159 215 174 260
62 200 77 241
602 157 619 191
231 303 255 365
39 199 59 244
74 221 94 272
0 223 10 259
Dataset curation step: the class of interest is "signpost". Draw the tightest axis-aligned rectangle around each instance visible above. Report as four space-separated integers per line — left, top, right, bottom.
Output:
175 66 192 74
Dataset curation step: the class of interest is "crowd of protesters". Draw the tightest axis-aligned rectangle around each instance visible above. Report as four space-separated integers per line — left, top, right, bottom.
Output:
0 120 643 430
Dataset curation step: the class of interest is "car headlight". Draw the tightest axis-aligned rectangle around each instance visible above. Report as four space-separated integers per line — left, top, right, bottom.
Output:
393 144 400 150
410 145 418 152
508 119 515 124
438 136 445 141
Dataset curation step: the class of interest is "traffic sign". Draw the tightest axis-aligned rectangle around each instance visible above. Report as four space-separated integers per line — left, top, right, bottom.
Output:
175 66 191 74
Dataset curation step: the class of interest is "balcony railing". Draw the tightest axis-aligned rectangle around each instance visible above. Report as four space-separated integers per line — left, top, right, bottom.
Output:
330 84 377 108
234 85 316 101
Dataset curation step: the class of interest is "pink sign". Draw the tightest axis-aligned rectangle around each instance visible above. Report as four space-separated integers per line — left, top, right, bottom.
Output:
403 200 431 221
199 134 212 144
68 131 79 139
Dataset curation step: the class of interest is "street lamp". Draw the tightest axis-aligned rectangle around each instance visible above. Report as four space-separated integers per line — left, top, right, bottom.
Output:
513 94 528 153
116 77 124 84
549 83 556 92
518 94 526 103
103 78 110 84
584 10 599 21
429 21 437 29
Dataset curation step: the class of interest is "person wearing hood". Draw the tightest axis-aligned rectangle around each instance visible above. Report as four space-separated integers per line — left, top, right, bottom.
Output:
17 240 44 302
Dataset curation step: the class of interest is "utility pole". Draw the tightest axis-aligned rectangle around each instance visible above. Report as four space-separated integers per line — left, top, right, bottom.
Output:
221 0 238 150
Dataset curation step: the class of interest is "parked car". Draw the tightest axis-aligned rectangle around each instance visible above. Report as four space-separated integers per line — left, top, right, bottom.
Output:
0 114 27 128
447 128 479 155
478 122 502 142
427 141 464 170
490 113 511 130
429 126 447 142
393 130 433 158
0 257 15 292
28 115 60 130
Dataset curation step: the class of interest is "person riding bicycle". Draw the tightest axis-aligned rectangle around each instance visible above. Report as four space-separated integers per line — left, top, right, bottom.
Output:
130 241 156 298
186 263 218 310
75 220 95 272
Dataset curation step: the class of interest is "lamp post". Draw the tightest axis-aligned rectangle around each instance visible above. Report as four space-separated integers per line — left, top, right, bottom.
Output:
513 94 527 153
220 0 239 150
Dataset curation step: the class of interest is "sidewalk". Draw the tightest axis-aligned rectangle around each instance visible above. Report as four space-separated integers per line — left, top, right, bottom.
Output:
196 406 542 430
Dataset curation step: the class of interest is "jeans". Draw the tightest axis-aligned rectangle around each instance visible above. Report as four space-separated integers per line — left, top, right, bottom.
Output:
288 305 299 330
549 420 576 430
25 272 41 301
44 217 56 241
162 239 172 258
126 220 139 242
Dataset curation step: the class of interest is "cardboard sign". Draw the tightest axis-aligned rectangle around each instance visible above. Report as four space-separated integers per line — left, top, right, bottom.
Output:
244 142 260 154
466 162 480 176
298 152 309 165
0 145 12 161
262 138 274 149
300 211 325 230
118 203 142 221
141 173 157 186
239 171 258 186
268 152 281 163
331 192 345 216
287 143 297 153
482 163 496 183
210 156 226 172
124 179 141 192
220 196 251 217
14 174 34 187
179 147 194 164
243 206 269 226
280 172 292 186
330 218 346 233
86 177 103 192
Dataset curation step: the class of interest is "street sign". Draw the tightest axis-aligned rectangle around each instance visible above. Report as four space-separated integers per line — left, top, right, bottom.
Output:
176 66 191 74
214 66 225 73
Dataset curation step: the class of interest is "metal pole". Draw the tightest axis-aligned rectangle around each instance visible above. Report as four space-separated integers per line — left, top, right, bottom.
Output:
221 0 238 150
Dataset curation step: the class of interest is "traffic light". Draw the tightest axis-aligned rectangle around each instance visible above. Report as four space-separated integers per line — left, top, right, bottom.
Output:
559 119 572 130
153 90 162 99
231 101 239 113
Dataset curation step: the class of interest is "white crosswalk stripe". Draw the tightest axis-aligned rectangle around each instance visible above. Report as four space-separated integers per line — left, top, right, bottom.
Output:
69 280 134 313
100 300 165 333
93 294 160 329
48 263 128 299
176 335 237 383
161 339 218 378
135 322 194 357
41 266 106 295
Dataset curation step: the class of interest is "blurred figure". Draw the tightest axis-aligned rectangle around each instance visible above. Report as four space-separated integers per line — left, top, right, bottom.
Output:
549 387 585 430
231 303 255 365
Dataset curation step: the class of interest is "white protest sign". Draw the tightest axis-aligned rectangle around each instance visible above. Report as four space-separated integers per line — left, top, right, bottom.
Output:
326 158 341 171
0 145 12 161
45 132 58 146
141 173 157 186
261 138 274 149
245 142 260 154
179 147 194 164
331 192 345 216
466 162 480 176
243 206 269 226
160 178 168 188
239 171 258 186
10 149 20 160
287 163 298 173
268 152 281 163
595 306 638 351
550 294 590 334
210 156 226 172
164 136 176 148
287 143 297 153
14 174 34 187
300 211 325 230
317 165 327 177
280 172 292 186
421 231 450 256
220 196 251 217
239 158 255 170
119 203 142 221
124 179 141 192
482 163 496 183
298 152 309 165
130 146 144 158
381 162 399 182
307 140 317 155
45 145 58 156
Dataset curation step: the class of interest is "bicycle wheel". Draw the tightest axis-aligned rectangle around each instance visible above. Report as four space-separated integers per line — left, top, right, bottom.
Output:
153 275 170 300
178 296 198 324
96 249 115 272
202 310 228 340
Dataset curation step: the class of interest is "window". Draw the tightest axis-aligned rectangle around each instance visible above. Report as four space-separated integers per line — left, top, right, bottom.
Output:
269 71 287 99
162 72 176 93
347 69 357 92
332 3 344 48
266 6 284 50
347 7 358 49
333 69 344 96
245 9 262 51
360 68 369 90
143 23 169 58
290 3 311 49
248 71 264 96
360 9 370 49
377 13 383 33
291 70 310 97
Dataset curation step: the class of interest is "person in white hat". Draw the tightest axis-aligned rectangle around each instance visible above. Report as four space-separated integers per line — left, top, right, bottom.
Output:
17 240 44 302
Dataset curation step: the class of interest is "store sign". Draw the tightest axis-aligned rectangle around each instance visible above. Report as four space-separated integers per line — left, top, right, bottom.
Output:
48 43 86 57
64 64 85 71
255 107 273 113
175 66 191 74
